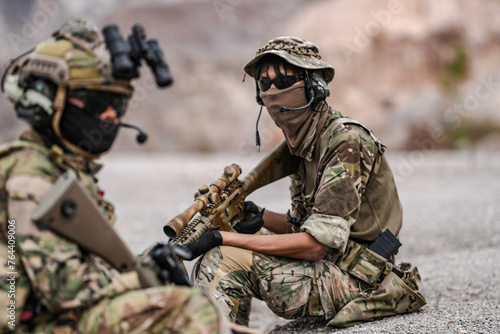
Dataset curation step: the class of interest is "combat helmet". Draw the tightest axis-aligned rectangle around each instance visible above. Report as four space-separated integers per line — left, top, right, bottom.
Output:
243 36 335 83
1 19 134 158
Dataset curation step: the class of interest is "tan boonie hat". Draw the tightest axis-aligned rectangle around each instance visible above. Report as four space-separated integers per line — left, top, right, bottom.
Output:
243 36 335 83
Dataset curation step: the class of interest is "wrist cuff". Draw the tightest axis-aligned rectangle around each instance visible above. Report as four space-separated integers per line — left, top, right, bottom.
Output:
213 230 223 246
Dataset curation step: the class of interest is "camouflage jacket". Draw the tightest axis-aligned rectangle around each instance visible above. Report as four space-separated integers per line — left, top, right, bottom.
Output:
0 129 140 331
289 109 403 255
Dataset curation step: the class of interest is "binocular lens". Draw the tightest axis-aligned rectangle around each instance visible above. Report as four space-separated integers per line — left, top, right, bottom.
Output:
102 25 137 80
155 66 173 87
102 24 173 87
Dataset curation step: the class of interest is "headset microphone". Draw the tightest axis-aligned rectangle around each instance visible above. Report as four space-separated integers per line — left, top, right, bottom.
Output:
119 122 148 144
279 86 315 112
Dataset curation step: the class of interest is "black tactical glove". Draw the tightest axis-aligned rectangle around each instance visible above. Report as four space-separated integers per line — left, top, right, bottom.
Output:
183 230 223 260
148 243 193 286
233 201 265 234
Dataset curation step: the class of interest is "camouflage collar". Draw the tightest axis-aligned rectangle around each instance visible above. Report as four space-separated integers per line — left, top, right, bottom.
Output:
20 129 103 174
19 128 46 145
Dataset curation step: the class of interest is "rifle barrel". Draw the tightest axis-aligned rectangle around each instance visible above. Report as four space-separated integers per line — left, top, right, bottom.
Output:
163 140 299 239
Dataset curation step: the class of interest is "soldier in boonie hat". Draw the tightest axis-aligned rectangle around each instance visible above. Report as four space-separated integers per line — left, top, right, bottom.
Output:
243 36 335 156
189 35 426 329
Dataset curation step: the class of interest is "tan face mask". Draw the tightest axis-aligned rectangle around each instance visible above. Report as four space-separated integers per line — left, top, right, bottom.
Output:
260 82 322 157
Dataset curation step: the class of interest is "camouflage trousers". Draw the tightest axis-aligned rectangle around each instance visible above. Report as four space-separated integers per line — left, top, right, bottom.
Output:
193 246 427 328
192 246 362 326
25 286 230 334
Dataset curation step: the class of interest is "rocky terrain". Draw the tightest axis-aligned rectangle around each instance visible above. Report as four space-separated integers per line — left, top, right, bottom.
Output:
1 0 500 152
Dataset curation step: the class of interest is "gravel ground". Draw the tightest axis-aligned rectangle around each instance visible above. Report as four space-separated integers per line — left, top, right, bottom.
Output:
98 149 500 334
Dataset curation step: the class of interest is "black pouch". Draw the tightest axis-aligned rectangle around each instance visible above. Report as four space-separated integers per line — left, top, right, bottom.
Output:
369 229 402 259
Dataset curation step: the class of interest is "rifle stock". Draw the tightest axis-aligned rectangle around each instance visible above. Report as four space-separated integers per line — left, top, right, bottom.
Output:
242 140 300 194
164 140 299 246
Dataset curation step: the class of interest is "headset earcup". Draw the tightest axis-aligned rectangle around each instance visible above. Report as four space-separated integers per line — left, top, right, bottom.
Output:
310 74 330 101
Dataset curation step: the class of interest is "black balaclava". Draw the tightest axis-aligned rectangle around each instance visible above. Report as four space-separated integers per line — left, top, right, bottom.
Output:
59 102 120 155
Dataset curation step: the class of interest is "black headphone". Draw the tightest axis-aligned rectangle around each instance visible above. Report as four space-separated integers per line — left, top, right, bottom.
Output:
255 70 330 111
306 71 330 105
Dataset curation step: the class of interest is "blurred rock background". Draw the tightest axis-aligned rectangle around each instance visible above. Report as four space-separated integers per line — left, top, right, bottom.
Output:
1 0 500 154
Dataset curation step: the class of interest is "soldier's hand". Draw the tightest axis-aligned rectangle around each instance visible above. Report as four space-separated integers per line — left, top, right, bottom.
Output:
233 201 265 234
182 230 223 260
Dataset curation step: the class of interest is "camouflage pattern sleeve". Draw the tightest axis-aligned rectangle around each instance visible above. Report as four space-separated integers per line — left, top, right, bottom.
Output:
300 123 377 253
7 174 137 312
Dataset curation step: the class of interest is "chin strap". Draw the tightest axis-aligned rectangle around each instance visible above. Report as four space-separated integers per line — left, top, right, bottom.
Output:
50 86 100 161
52 85 67 116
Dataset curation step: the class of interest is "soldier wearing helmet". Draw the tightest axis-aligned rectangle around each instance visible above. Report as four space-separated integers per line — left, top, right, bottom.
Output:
2 19 135 159
0 19 234 333
186 37 426 327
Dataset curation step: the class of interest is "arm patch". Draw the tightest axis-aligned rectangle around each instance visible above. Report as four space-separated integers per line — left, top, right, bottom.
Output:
315 175 360 217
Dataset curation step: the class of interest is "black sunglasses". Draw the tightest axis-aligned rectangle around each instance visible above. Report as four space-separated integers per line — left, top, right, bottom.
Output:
68 91 129 117
257 74 305 92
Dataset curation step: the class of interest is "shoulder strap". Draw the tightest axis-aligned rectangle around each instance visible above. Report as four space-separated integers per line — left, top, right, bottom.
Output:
333 117 386 155
332 117 386 188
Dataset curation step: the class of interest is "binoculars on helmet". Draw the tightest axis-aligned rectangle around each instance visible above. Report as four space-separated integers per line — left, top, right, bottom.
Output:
102 24 173 88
